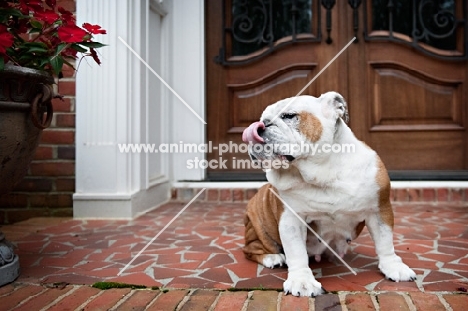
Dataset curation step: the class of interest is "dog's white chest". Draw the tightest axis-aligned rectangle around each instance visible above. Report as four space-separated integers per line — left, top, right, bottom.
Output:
282 179 379 215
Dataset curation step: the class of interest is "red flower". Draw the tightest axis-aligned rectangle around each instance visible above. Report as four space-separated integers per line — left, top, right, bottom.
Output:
0 26 14 54
10 18 29 35
89 48 101 65
0 1 106 75
45 0 57 9
18 0 43 14
57 25 89 43
34 9 60 24
82 23 107 35
58 6 75 24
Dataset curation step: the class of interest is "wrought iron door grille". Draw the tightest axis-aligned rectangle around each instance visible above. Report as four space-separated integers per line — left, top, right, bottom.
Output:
215 0 322 66
364 0 468 60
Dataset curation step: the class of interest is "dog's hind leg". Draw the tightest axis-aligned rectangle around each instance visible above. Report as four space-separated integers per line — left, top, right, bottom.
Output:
243 213 285 268
243 183 285 268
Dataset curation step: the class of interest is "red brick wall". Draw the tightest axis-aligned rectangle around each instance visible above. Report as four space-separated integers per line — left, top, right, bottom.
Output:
0 0 77 224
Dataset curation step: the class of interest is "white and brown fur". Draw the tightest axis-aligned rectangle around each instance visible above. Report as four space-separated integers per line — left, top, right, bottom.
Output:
243 92 416 297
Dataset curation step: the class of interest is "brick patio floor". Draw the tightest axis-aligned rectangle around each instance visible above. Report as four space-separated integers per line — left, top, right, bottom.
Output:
1 202 468 310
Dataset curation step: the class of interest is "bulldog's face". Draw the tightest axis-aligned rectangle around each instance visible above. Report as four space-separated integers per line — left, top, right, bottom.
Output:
242 91 348 163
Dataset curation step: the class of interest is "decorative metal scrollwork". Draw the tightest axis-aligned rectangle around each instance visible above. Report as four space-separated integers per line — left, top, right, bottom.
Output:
413 0 457 43
215 0 321 66
364 0 467 60
348 0 362 42
231 0 273 47
321 0 336 44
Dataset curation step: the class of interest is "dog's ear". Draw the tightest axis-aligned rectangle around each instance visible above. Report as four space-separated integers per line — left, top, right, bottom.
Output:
321 92 349 124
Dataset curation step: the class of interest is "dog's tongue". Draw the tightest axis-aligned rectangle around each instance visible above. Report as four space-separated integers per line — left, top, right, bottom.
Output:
242 121 265 143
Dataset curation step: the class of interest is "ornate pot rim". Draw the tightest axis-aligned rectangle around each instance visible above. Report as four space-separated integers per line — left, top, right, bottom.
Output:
3 63 54 85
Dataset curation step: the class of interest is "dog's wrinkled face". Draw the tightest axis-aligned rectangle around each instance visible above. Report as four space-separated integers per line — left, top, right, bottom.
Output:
242 92 348 163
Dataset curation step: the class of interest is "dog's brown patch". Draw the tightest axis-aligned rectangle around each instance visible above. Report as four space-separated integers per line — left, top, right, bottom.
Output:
244 184 285 264
298 112 323 142
376 157 394 227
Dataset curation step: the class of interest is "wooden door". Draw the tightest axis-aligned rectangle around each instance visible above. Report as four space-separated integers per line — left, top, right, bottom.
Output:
349 0 468 179
206 0 468 180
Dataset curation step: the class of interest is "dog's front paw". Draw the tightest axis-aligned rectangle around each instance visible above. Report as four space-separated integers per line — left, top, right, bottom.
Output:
283 268 324 297
379 256 416 282
262 254 286 269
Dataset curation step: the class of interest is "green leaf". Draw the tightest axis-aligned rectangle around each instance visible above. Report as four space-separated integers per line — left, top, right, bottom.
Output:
50 55 64 76
30 20 43 30
29 28 42 34
18 55 34 63
0 9 24 23
0 57 4 71
57 43 68 52
71 43 88 53
54 43 68 57
77 42 107 49
26 46 49 54
39 58 51 68
21 42 49 58
24 42 49 49
48 43 69 75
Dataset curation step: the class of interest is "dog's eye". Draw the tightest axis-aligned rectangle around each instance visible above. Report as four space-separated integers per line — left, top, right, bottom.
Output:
281 113 297 120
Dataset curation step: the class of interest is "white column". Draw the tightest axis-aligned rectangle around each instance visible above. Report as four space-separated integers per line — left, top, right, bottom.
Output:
74 0 171 218
165 0 206 181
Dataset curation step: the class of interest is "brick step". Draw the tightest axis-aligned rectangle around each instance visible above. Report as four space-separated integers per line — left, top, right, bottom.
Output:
172 184 468 204
1 285 467 310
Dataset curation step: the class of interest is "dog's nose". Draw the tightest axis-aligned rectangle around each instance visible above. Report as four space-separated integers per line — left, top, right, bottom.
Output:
242 121 265 143
262 119 271 127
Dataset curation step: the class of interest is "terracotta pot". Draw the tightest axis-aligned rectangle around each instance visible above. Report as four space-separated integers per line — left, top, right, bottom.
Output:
0 64 54 195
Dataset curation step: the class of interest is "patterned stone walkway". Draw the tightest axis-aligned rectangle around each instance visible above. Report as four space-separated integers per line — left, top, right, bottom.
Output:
1 202 468 309
1 286 467 310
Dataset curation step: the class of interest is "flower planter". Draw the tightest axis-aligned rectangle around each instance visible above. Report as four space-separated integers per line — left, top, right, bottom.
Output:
0 64 54 286
0 0 107 287
0 64 54 194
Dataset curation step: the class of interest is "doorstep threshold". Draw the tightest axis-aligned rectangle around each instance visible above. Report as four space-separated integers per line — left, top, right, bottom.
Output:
173 181 468 189
173 181 267 189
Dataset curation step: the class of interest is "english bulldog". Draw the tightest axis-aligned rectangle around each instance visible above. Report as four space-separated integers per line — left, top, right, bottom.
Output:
242 92 416 297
